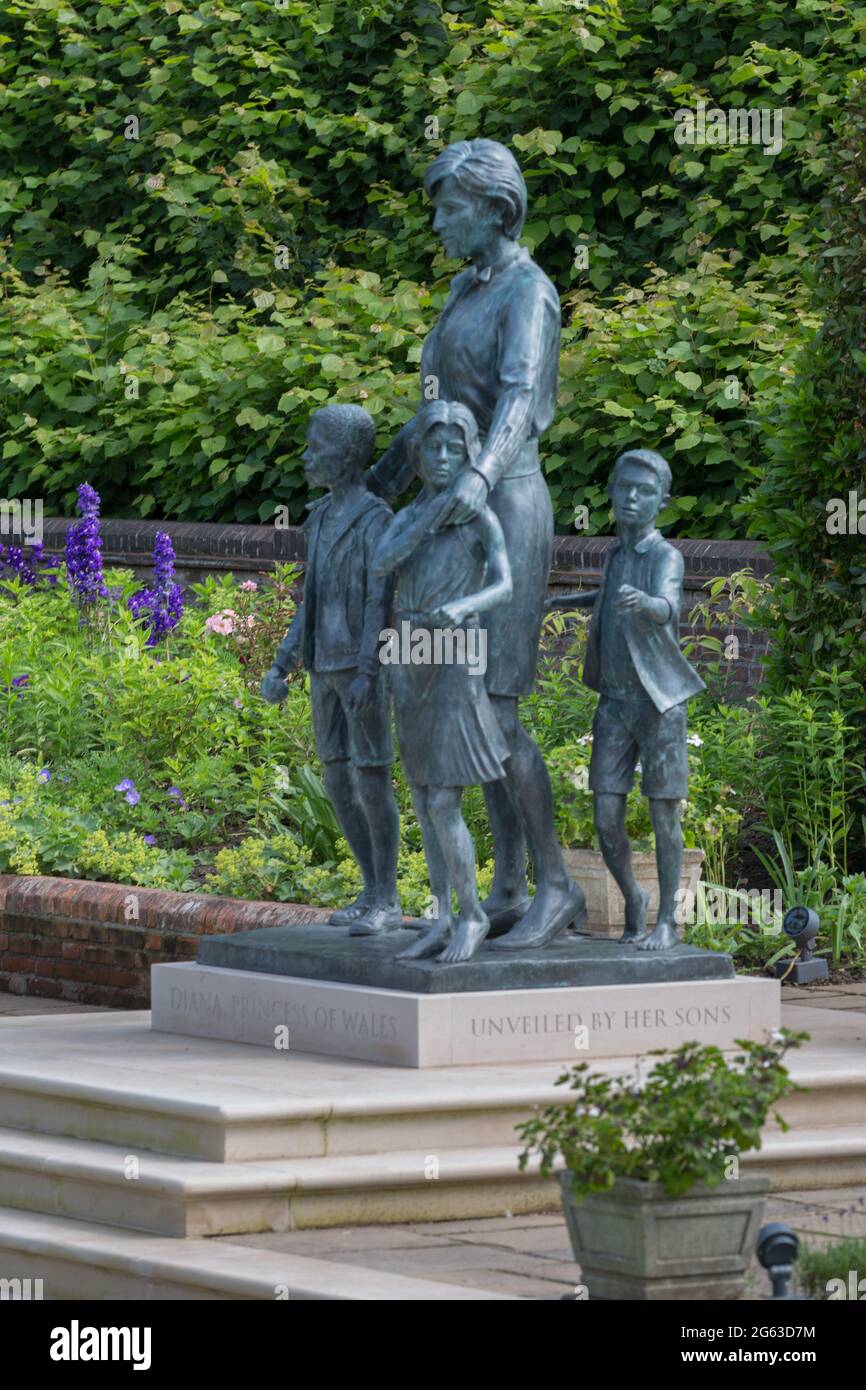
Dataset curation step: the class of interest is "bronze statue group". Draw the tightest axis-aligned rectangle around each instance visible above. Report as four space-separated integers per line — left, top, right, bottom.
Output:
262 140 704 965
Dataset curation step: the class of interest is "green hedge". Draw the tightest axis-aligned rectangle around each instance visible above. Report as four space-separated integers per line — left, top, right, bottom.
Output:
1 0 863 528
744 76 866 728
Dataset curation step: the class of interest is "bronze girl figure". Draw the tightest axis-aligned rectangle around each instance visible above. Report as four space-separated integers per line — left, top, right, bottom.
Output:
373 401 512 963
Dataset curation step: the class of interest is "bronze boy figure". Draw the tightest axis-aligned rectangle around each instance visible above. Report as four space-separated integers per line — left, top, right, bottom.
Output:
261 405 402 935
373 401 512 963
550 449 705 951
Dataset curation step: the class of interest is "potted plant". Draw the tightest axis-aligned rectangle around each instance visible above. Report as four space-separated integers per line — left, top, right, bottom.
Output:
517 1029 806 1301
546 741 705 937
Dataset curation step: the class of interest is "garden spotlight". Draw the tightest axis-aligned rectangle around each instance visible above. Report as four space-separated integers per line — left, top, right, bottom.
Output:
757 1223 808 1300
772 906 829 984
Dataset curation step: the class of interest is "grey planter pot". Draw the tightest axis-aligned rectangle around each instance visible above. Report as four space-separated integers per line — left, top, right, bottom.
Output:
558 1171 769 1301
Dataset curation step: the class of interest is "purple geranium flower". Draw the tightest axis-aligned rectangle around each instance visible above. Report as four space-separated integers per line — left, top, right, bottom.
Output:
124 788 140 806
114 778 136 793
167 785 186 808
143 834 156 846
37 768 50 783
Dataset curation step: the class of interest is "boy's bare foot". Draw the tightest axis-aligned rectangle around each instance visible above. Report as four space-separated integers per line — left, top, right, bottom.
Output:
438 912 490 963
638 918 679 952
619 886 649 944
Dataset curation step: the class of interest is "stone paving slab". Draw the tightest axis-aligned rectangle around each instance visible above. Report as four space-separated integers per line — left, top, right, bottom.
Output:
0 993 109 1016
221 1189 866 1300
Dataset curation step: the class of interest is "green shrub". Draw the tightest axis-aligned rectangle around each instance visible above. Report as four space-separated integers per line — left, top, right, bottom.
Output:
1 0 863 527
743 77 866 782
797 1236 866 1300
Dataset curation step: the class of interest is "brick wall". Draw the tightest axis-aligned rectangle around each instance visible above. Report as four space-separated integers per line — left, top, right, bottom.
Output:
0 876 329 1009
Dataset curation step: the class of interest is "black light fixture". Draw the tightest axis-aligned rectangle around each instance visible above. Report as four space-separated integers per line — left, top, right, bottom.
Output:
772 906 829 984
757 1223 809 1300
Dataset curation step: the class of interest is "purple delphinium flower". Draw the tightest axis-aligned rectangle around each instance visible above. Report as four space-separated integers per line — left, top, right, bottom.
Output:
128 531 184 646
0 540 57 588
65 483 108 605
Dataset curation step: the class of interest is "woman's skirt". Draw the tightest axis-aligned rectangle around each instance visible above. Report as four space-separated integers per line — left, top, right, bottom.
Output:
485 455 554 698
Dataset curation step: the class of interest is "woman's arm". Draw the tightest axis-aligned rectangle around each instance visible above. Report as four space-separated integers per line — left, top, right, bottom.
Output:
438 276 560 526
546 590 598 610
367 412 422 502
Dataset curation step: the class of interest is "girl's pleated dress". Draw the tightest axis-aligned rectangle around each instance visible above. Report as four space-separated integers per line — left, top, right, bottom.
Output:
390 503 510 789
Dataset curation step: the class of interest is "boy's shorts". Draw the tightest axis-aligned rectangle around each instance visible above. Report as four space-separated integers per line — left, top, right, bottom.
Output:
310 668 393 767
589 694 688 800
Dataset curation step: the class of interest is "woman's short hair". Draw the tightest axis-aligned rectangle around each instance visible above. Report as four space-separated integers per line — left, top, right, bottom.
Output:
423 139 528 240
413 399 482 467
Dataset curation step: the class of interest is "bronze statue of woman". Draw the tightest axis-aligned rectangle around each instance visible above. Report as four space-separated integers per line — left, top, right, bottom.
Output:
369 138 586 949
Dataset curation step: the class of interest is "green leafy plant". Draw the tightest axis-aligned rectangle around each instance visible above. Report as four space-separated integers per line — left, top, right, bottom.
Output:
518 1030 806 1200
743 74 866 820
2 2 862 528
797 1236 866 1300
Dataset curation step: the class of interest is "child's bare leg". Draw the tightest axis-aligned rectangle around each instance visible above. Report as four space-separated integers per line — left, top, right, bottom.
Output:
425 786 490 963
323 760 376 922
639 798 682 952
594 792 648 942
398 783 453 960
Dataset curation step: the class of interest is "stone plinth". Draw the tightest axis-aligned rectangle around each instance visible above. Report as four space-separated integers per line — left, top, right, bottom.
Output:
152 959 780 1068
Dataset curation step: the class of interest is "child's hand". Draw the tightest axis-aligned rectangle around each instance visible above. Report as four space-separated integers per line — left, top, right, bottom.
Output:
615 584 653 616
261 667 290 704
347 673 374 713
429 601 466 628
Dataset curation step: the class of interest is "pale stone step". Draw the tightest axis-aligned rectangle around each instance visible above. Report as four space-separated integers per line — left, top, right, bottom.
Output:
744 1124 866 1191
1 1116 864 1240
0 1207 515 1300
0 1128 553 1235
0 1010 862 1166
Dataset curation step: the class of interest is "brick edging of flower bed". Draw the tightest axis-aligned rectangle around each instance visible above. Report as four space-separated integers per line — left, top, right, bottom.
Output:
0 875 330 1010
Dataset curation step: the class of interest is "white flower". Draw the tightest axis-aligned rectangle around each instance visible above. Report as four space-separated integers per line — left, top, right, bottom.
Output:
687 733 704 747
577 734 593 745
